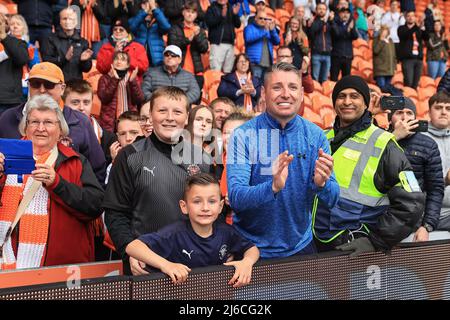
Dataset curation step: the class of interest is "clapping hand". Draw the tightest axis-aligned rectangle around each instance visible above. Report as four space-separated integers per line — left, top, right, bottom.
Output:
314 148 333 188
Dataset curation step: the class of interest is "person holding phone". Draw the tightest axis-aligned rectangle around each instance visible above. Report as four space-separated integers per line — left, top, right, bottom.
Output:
388 97 444 242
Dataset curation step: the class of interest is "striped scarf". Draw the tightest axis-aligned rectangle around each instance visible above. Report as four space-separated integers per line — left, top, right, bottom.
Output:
90 116 103 144
116 71 130 120
236 72 253 112
0 151 53 270
78 0 101 46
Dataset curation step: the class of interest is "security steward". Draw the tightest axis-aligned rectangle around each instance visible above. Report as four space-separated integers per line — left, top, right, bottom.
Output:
313 75 425 256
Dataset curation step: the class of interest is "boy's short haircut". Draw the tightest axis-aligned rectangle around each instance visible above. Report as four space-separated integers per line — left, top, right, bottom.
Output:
429 91 450 109
150 86 190 112
183 0 198 11
113 50 130 64
183 173 220 200
62 78 93 101
221 109 255 130
210 97 236 110
117 110 141 124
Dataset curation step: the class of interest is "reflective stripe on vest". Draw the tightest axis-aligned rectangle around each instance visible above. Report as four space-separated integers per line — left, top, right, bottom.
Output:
326 125 394 207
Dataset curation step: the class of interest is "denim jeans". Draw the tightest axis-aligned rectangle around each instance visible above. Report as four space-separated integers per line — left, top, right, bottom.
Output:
311 54 331 83
357 29 369 41
375 76 393 90
251 64 269 81
427 60 447 79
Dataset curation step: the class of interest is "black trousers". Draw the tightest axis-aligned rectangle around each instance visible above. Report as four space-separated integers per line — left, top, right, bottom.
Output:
330 56 352 82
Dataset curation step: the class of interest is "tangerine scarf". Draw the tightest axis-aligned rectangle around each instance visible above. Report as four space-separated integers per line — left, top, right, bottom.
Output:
236 72 253 112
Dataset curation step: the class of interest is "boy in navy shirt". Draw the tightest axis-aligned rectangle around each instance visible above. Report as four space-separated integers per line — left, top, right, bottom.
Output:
126 173 260 287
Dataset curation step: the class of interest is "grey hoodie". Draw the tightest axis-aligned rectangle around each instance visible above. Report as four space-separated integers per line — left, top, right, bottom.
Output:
424 124 450 218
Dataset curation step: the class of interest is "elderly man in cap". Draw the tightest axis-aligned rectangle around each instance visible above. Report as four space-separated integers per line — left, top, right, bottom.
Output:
0 62 106 183
313 75 424 256
141 45 200 104
389 97 444 242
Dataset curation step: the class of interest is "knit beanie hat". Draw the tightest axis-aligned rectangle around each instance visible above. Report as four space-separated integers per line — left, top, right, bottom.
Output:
112 16 131 34
387 97 417 121
332 75 371 108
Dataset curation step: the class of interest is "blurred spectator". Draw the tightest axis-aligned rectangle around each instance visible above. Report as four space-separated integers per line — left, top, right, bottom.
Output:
426 20 449 80
366 0 385 37
423 92 450 231
314 75 424 255
63 78 117 166
353 0 368 41
106 0 139 21
168 0 208 100
210 97 236 154
161 0 205 26
0 62 107 183
185 105 215 152
205 0 241 73
390 98 444 242
268 0 282 11
129 0 171 67
373 25 402 95
0 94 104 268
438 68 450 94
40 7 93 82
90 0 113 57
311 0 330 14
141 45 200 104
308 3 333 83
138 101 153 137
330 7 358 81
8 14 41 98
0 12 29 113
292 2 313 21
248 0 267 26
399 0 415 13
103 86 211 275
217 53 262 112
380 0 404 53
231 0 251 26
284 16 309 70
16 0 54 45
424 0 444 34
98 51 144 132
96 16 149 82
244 9 280 80
397 11 425 90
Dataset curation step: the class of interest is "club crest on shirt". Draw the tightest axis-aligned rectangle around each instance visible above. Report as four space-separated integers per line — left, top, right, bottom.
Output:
219 244 228 260
187 164 201 176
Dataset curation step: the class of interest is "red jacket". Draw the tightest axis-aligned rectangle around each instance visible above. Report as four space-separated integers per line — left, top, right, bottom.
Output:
96 40 149 83
97 73 145 132
3 144 105 267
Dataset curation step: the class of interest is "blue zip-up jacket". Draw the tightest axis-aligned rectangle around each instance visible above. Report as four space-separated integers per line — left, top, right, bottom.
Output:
227 113 340 258
129 8 171 66
244 22 280 65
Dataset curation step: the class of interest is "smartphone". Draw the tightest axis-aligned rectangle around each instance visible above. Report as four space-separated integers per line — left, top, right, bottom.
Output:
410 120 428 133
380 96 405 110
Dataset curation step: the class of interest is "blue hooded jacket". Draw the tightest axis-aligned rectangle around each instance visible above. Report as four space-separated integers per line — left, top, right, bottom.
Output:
244 21 280 65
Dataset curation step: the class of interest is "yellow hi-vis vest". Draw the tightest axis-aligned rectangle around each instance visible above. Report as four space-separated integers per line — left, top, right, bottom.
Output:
326 124 397 207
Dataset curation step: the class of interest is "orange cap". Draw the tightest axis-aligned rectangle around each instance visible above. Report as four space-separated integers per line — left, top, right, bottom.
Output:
29 62 65 84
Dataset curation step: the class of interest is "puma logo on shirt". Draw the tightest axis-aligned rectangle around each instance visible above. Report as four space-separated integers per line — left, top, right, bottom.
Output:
182 249 194 259
143 166 156 176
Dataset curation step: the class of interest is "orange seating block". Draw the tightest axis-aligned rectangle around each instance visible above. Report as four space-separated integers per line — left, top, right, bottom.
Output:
322 80 336 97
201 70 223 105
419 76 436 89
374 113 389 130
311 94 333 114
402 87 418 100
313 80 323 94
303 107 323 128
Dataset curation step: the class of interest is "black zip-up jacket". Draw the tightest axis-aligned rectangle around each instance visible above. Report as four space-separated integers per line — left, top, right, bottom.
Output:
397 24 425 61
330 18 358 58
0 35 29 105
40 29 92 82
167 23 209 74
331 111 425 250
437 68 450 94
397 132 444 230
14 0 57 27
205 1 241 45
308 17 333 55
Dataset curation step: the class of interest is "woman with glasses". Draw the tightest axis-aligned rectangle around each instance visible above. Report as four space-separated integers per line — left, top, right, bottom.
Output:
0 94 104 269
96 16 149 83
138 101 153 137
217 53 262 112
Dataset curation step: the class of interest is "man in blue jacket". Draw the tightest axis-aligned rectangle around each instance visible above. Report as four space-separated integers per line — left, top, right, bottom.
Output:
227 62 340 259
0 62 106 184
244 9 280 81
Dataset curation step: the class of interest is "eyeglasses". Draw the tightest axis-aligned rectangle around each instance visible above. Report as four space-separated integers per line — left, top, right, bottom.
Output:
138 116 152 125
164 52 179 58
29 79 60 90
257 17 272 21
27 119 60 128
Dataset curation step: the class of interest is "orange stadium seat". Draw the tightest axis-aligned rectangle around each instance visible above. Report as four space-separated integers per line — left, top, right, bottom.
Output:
83 60 102 116
202 70 223 105
322 80 336 97
402 87 418 100
374 113 389 130
416 100 429 118
419 76 436 89
418 87 436 102
312 80 323 94
319 106 336 129
303 107 323 128
311 94 333 114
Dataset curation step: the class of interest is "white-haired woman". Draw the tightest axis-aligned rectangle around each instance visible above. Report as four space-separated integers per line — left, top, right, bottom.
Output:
0 94 104 270
8 14 41 97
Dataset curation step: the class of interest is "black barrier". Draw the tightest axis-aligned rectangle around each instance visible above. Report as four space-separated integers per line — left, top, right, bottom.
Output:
1 241 450 300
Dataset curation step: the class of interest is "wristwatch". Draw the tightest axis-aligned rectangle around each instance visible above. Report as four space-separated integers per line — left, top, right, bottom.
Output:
423 222 434 233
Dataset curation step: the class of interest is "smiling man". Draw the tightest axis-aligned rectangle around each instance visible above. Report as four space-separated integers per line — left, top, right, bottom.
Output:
313 75 425 257
103 86 211 275
227 62 339 259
